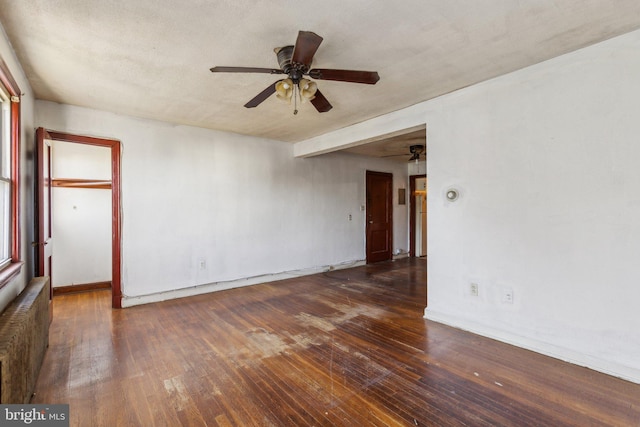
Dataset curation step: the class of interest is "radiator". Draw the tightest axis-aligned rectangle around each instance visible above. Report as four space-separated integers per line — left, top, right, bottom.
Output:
0 276 50 403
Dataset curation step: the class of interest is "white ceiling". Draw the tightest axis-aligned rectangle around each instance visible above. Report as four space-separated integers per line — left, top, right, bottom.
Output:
2 1 640 158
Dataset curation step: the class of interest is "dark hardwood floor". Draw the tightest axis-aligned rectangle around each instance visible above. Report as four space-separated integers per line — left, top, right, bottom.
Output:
33 258 639 426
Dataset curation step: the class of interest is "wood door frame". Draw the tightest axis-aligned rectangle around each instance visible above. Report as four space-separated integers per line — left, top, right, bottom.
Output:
409 174 427 257
38 129 122 308
365 170 393 264
35 129 53 297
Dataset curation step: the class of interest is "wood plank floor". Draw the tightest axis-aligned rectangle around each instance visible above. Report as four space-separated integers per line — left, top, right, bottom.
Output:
33 258 639 426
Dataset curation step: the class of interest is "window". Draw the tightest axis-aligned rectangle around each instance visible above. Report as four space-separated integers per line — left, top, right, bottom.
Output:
0 56 21 287
0 86 10 267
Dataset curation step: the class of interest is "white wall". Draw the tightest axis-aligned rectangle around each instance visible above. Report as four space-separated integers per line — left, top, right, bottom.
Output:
51 141 111 287
0 24 36 313
295 29 640 384
424 28 640 383
35 101 408 305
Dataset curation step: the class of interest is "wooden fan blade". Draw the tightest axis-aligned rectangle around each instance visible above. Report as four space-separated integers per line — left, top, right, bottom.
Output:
244 82 278 108
291 31 323 68
310 90 332 113
211 66 283 74
308 69 380 84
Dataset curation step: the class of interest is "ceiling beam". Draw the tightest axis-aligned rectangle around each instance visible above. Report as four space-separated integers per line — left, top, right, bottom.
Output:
293 103 427 158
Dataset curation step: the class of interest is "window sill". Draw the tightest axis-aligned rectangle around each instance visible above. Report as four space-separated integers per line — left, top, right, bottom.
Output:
0 261 24 290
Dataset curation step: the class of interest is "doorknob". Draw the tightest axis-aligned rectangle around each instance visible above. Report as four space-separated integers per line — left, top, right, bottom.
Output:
369 221 373 224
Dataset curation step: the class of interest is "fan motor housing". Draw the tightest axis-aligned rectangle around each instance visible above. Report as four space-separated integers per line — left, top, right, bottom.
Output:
275 45 294 74
410 145 424 154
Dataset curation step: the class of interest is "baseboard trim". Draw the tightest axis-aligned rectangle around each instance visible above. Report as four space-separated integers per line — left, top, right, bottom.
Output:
424 308 640 385
122 260 366 308
53 281 111 295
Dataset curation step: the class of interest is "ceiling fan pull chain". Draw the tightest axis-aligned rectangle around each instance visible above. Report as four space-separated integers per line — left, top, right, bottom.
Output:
293 83 299 115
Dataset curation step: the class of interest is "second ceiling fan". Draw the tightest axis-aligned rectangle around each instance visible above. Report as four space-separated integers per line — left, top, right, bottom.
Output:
210 30 380 114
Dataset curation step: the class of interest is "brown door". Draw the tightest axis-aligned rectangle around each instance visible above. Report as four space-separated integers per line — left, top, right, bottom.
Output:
366 171 393 263
35 128 53 288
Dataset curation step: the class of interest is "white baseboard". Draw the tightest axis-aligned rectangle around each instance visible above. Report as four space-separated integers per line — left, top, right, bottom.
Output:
122 259 366 308
424 308 640 385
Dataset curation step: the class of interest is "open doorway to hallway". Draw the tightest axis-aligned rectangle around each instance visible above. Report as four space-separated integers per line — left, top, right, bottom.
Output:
50 141 112 294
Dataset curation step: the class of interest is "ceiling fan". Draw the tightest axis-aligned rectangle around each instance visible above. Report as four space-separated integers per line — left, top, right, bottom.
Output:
210 31 380 114
408 144 424 161
383 144 425 162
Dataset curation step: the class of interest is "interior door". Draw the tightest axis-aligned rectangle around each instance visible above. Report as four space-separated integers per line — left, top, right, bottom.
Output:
35 128 53 295
409 175 427 257
420 195 427 255
366 170 393 263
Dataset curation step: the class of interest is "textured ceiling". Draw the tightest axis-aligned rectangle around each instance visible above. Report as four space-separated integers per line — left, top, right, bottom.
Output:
2 0 640 155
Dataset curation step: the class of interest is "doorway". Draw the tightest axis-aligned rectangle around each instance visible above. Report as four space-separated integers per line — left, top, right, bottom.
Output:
35 129 122 308
409 175 427 257
366 170 393 263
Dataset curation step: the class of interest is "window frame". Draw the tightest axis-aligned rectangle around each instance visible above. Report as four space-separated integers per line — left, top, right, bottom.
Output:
0 56 23 289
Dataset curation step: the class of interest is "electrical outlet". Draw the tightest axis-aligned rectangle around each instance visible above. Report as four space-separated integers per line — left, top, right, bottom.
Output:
470 283 479 296
348 214 352 221
502 287 514 303
198 258 206 270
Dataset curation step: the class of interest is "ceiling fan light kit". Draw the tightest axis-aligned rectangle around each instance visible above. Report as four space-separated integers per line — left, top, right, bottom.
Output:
275 79 294 102
299 79 317 102
210 30 380 115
